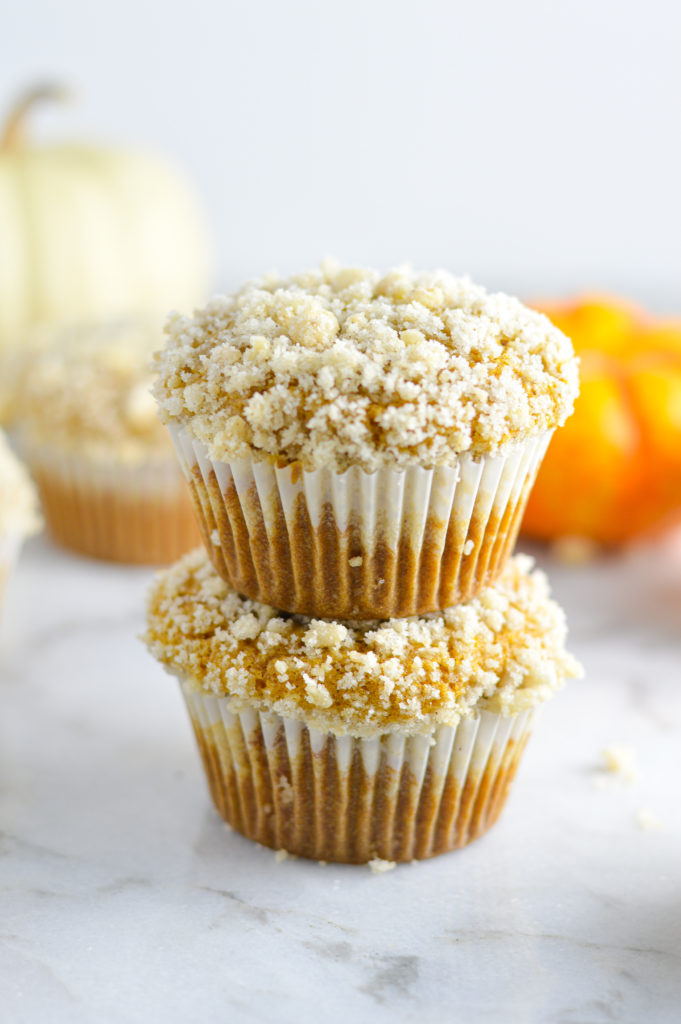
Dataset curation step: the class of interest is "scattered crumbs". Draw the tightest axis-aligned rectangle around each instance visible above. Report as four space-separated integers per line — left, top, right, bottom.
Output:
274 849 292 863
602 744 638 783
463 538 474 556
635 808 664 832
349 556 363 568
552 535 600 567
211 529 221 547
368 858 397 874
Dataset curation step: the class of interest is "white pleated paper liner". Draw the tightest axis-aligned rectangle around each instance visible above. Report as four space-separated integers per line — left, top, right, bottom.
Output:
181 685 536 863
168 423 552 618
21 444 201 564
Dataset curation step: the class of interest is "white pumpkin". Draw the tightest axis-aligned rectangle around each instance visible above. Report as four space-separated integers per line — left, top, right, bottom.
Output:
0 84 210 353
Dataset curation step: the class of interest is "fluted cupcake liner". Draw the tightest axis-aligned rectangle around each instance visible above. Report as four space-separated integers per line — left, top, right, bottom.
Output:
169 425 552 619
181 686 535 863
22 446 201 565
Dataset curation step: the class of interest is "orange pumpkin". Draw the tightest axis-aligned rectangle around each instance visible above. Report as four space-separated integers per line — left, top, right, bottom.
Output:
522 296 681 544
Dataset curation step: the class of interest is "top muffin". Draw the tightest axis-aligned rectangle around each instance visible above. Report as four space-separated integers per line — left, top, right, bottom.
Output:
16 326 171 465
154 263 579 473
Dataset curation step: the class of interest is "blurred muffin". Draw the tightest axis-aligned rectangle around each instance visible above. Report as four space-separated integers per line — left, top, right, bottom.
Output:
154 263 579 618
0 429 40 609
15 325 200 564
145 548 581 863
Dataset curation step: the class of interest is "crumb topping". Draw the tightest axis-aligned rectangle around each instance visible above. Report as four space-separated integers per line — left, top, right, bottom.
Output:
601 744 638 783
0 429 40 537
145 548 582 736
153 263 579 472
16 325 173 464
368 859 397 873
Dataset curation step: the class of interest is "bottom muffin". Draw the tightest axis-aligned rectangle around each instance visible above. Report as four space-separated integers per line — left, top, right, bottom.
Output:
145 549 581 863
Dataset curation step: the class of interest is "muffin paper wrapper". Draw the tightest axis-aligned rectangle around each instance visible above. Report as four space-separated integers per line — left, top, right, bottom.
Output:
22 445 201 565
169 424 552 617
181 685 536 863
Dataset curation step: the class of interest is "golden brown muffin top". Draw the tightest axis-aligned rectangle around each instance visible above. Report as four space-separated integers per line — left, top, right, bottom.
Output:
145 548 581 736
16 325 172 465
153 263 579 472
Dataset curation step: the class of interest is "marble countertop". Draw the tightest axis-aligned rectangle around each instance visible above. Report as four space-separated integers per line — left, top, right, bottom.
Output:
1 534 680 1024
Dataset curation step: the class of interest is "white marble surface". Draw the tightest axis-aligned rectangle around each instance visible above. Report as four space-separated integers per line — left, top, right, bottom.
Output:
1 534 680 1024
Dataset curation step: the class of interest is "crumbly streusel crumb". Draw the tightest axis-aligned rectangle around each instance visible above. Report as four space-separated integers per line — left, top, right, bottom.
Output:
153 263 579 472
16 325 173 465
602 744 638 783
0 429 41 537
368 858 397 873
145 548 582 736
635 808 663 831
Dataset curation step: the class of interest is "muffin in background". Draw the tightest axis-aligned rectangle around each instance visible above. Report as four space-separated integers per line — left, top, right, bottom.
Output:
0 428 40 610
154 263 579 619
145 548 581 863
15 325 200 564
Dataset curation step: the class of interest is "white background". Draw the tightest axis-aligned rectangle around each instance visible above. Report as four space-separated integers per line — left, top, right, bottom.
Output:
4 0 681 307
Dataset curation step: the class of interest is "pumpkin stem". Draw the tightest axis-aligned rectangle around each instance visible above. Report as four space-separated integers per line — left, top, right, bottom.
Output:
0 83 71 152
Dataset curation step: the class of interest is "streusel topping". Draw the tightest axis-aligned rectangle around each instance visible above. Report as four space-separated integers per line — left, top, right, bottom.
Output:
17 326 171 464
153 263 579 472
0 429 40 537
145 548 582 736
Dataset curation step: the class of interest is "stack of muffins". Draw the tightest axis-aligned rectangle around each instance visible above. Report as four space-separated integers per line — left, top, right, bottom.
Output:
145 264 582 863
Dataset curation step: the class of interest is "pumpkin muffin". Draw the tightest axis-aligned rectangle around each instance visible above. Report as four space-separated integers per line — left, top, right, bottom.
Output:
15 325 200 564
154 263 579 618
145 548 581 863
0 429 40 610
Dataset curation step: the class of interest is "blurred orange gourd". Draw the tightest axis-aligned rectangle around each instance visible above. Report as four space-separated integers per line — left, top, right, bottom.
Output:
522 296 681 544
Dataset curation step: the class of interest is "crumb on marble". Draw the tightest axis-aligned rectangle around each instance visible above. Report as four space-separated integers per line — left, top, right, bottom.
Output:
601 744 638 783
368 858 397 874
635 808 664 831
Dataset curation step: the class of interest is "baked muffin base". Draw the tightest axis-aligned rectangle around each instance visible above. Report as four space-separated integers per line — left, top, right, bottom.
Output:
171 425 551 618
182 690 535 863
26 450 201 564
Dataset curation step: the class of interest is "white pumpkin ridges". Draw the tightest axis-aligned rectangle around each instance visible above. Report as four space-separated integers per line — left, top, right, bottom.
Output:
0 106 209 353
